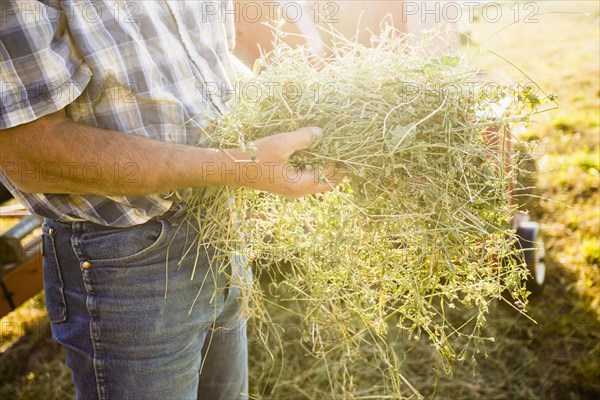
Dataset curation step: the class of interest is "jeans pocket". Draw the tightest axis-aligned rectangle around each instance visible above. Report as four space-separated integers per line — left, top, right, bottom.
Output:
41 223 67 323
75 218 168 266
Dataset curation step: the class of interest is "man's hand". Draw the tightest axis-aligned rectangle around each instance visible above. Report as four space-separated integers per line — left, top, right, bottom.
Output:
226 127 345 199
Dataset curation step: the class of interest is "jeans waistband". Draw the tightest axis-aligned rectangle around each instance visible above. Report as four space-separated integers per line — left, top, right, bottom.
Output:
45 203 189 231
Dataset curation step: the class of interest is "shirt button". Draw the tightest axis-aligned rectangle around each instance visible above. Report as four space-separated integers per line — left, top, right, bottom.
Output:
81 261 92 270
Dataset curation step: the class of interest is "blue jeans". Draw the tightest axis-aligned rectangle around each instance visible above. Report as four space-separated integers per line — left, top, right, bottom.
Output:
42 208 249 400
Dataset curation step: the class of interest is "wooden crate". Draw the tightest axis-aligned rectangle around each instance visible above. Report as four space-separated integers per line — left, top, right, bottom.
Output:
0 220 44 318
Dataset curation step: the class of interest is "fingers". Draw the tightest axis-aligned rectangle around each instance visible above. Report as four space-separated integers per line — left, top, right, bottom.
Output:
296 177 337 198
276 127 323 156
314 164 347 192
283 163 347 199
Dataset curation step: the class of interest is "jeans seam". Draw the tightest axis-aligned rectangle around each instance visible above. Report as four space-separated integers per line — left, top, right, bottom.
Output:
70 222 84 264
72 223 106 400
45 225 68 323
83 269 106 400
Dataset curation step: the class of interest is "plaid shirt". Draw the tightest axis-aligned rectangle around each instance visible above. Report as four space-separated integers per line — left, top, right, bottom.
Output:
0 0 237 227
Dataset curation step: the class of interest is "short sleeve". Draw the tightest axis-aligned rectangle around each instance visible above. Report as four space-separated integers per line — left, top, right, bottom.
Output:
0 0 92 129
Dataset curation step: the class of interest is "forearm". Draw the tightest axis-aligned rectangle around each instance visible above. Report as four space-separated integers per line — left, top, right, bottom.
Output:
0 111 241 196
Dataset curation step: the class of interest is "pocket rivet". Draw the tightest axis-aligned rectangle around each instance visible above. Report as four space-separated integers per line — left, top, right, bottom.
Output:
81 261 92 270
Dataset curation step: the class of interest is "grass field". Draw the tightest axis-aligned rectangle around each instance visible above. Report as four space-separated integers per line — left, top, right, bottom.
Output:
1 1 598 399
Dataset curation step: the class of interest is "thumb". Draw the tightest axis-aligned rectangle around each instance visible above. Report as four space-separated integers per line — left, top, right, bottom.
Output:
278 127 323 155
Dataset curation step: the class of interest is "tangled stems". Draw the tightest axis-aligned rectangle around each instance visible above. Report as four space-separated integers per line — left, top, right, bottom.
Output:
180 27 542 397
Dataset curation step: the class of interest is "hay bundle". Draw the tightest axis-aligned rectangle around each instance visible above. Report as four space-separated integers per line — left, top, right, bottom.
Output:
181 26 540 397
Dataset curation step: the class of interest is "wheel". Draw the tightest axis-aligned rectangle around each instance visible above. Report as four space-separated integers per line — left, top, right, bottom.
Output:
515 221 546 294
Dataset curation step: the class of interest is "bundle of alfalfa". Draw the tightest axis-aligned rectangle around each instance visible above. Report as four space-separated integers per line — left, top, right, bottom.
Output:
182 26 540 396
